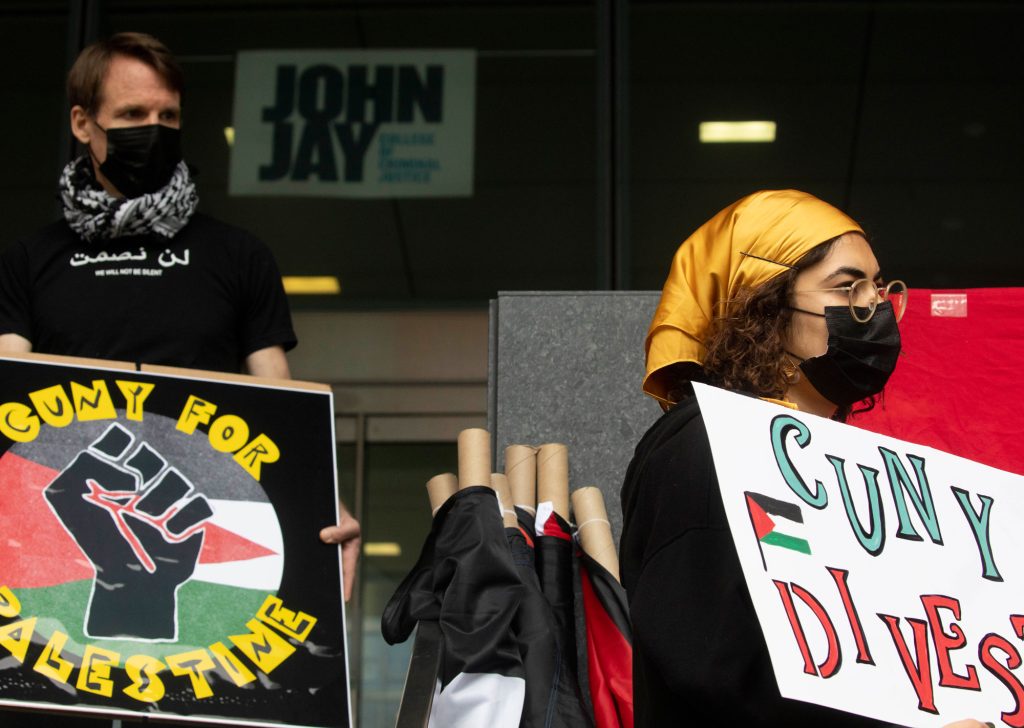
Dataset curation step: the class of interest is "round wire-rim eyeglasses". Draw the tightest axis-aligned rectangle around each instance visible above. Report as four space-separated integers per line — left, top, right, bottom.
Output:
737 250 908 323
798 279 908 323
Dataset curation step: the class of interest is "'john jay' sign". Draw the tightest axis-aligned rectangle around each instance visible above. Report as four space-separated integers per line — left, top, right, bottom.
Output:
229 49 475 198
694 383 1024 727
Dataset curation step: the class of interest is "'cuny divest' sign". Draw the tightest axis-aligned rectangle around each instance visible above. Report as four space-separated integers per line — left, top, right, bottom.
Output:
695 383 1024 727
0 354 349 727
229 49 475 198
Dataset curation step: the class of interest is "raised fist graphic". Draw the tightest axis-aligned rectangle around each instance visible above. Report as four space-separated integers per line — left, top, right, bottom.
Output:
43 423 213 640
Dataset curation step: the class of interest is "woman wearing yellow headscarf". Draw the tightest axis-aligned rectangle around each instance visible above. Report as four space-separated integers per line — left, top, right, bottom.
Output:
620 191 988 726
619 190 907 725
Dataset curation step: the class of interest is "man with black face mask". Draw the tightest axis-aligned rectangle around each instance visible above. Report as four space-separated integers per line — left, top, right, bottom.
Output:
0 31 294 378
0 36 362 722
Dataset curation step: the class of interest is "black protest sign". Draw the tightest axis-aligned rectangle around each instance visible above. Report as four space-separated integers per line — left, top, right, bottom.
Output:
0 354 350 727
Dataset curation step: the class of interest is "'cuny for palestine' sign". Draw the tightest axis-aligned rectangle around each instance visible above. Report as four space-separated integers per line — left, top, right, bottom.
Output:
0 354 349 727
229 49 475 198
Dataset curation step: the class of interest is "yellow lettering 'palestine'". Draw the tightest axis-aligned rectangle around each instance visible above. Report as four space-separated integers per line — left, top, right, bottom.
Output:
77 645 120 697
257 594 318 641
34 630 74 683
0 617 37 662
0 585 22 618
209 641 257 686
229 619 295 674
0 586 326 703
166 649 218 699
123 654 166 703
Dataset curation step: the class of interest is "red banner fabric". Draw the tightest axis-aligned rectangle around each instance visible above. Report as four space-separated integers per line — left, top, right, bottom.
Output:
854 288 1024 477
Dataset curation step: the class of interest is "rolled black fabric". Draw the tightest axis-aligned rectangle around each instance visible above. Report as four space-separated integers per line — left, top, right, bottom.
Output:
536 511 578 673
382 486 526 689
383 487 592 727
508 527 593 728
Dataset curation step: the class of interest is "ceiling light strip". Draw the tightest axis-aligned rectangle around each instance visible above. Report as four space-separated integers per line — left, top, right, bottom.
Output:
700 121 776 143
282 276 342 295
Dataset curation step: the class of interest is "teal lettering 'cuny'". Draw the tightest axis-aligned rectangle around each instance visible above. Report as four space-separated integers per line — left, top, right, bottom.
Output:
951 486 1002 582
879 447 943 545
770 414 827 509
828 455 886 556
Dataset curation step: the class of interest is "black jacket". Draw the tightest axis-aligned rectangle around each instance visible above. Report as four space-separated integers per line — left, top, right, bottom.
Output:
620 397 881 726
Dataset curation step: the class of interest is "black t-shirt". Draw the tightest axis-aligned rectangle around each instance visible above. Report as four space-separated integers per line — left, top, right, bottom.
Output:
0 214 296 372
620 397 883 727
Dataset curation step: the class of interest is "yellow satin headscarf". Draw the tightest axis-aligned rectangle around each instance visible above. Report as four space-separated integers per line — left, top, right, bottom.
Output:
643 189 863 405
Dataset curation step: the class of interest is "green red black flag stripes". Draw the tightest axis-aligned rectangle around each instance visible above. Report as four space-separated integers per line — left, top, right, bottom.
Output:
745 491 812 570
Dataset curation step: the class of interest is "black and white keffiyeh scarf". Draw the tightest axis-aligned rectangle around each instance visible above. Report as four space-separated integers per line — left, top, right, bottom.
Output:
58 156 199 243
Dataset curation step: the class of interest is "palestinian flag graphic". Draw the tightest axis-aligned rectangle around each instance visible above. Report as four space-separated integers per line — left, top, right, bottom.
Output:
0 412 283 658
745 491 811 570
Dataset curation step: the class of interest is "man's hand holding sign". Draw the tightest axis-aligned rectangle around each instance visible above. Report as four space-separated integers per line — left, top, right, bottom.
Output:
696 382 1020 726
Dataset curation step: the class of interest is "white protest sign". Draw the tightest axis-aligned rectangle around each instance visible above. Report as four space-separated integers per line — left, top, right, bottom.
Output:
693 382 1024 727
230 49 475 198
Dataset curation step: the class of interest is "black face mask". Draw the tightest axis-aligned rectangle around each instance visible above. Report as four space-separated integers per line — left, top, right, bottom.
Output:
792 301 902 407
92 123 182 198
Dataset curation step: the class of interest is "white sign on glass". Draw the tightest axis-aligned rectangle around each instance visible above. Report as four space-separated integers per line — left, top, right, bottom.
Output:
230 49 475 198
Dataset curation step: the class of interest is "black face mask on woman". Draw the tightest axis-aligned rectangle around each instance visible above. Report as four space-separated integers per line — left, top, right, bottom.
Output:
791 301 902 407
93 123 182 198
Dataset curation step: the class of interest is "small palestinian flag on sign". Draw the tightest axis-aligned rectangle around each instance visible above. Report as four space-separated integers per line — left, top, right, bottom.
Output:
745 491 811 570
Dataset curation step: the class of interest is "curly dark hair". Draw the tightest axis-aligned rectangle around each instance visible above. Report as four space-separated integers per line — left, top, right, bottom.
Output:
702 269 799 401
663 237 878 421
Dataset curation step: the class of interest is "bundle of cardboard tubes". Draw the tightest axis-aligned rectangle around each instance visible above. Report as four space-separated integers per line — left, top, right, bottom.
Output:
423 427 619 583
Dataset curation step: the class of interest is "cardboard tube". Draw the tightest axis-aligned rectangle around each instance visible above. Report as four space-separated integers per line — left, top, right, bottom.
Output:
458 428 491 490
504 444 537 513
491 473 519 528
537 443 569 520
572 486 620 582
426 473 458 516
